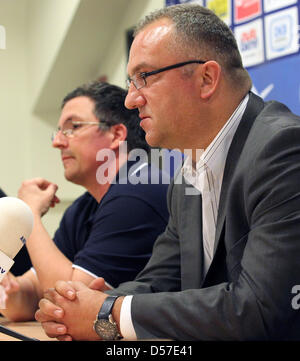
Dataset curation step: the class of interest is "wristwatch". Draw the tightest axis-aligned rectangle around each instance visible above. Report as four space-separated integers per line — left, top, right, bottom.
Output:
93 296 122 340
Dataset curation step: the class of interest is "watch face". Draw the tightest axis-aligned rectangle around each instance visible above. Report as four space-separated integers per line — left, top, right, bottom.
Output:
94 319 119 341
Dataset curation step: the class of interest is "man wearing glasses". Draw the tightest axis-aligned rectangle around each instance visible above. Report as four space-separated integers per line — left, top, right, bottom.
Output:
36 4 300 340
0 81 169 322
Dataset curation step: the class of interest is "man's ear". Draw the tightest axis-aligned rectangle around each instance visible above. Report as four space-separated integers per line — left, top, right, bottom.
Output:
109 123 128 150
196 60 221 99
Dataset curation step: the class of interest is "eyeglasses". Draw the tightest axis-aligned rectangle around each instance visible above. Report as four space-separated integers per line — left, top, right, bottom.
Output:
126 60 206 90
51 120 101 141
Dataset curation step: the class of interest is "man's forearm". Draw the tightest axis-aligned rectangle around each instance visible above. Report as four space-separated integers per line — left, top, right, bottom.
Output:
26 214 73 291
17 178 74 291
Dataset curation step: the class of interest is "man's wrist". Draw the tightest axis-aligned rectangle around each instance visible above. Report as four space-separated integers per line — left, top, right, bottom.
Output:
32 210 42 219
111 296 124 337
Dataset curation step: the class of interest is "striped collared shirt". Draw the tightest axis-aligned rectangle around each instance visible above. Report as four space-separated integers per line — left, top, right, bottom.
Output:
182 94 249 275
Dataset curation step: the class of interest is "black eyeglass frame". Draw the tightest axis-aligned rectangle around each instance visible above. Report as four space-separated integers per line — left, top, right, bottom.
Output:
127 60 206 90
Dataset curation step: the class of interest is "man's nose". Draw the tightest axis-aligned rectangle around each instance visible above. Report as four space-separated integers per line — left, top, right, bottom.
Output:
52 131 68 149
125 84 146 110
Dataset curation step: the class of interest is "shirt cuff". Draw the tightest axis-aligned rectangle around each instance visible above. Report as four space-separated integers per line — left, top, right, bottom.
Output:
119 295 137 340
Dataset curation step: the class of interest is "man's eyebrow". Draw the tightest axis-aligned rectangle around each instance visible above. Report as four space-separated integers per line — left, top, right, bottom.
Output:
60 117 73 126
59 116 81 128
129 62 153 76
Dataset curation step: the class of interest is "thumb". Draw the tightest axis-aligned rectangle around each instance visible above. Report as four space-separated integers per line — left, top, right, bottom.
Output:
89 277 111 291
49 183 58 193
45 183 58 200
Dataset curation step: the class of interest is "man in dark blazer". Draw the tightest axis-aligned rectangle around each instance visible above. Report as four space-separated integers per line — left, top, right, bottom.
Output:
36 4 300 340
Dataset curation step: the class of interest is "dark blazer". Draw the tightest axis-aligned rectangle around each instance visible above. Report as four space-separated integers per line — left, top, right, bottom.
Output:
110 93 300 340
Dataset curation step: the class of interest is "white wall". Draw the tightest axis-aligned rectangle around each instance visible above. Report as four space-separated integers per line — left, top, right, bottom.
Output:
99 0 165 87
27 0 81 109
0 0 30 195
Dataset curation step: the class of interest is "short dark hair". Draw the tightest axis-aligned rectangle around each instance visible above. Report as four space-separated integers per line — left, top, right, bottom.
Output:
134 4 251 85
62 81 150 153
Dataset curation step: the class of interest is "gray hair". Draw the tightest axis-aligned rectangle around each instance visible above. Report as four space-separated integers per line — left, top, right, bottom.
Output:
134 4 251 85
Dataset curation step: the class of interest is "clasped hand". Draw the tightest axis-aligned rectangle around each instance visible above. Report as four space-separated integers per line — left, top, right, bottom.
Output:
35 278 110 341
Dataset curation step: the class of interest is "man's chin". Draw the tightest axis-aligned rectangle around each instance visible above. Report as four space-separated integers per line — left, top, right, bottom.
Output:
145 132 160 148
64 170 77 183
145 132 169 149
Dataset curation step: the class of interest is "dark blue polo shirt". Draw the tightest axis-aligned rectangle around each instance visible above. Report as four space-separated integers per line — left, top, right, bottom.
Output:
53 161 169 288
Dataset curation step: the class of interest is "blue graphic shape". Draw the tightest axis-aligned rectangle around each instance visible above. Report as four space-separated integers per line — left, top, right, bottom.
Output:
249 53 300 115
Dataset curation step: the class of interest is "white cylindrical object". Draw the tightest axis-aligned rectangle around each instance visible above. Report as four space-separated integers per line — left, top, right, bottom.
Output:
0 197 33 281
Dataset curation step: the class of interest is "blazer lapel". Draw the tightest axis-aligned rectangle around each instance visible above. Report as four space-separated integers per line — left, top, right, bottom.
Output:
213 92 265 254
